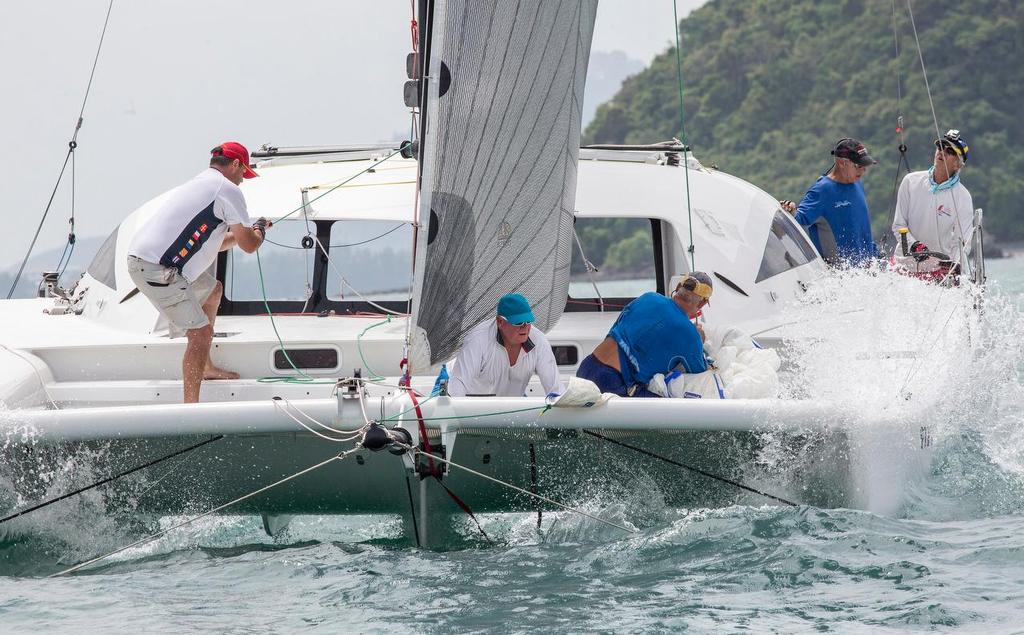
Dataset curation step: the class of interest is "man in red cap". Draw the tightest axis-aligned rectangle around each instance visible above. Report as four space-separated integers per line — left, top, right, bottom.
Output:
127 142 269 402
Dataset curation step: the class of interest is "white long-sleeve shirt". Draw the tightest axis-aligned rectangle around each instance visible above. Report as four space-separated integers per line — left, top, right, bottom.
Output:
890 170 974 262
447 319 564 397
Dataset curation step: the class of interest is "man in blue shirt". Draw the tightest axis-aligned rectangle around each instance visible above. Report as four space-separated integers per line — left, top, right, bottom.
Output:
781 138 879 266
576 272 712 397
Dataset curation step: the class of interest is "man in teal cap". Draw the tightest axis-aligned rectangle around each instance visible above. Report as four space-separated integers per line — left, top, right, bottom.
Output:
448 293 563 397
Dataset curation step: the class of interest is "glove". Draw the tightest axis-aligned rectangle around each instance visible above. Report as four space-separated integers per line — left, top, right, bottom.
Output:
252 217 271 236
910 241 929 262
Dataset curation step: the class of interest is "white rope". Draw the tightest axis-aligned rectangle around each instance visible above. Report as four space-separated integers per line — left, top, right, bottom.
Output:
409 447 636 535
50 448 360 577
311 235 408 316
277 396 364 436
272 399 364 443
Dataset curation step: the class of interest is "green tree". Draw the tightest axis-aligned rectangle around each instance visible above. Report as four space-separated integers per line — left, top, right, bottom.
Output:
585 0 1023 242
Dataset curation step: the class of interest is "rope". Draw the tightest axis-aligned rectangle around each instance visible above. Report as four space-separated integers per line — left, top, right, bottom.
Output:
572 228 605 311
380 403 549 424
253 250 332 384
50 447 361 577
6 0 115 299
409 447 636 535
905 0 941 144
272 147 405 224
355 316 393 381
672 0 697 270
272 398 364 442
581 430 799 507
1 435 222 525
311 235 407 316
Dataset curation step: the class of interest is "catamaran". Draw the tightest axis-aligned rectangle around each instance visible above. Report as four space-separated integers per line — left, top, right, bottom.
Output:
0 1 987 554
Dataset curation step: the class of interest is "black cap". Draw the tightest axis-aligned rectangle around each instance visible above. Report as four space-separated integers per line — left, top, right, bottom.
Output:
831 138 877 167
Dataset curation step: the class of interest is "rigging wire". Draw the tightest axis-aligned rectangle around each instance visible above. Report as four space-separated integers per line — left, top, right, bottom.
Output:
0 435 222 526
405 445 637 535
582 430 799 507
879 0 914 257
909 0 970 260
672 0 697 270
6 0 115 299
50 446 362 577
889 0 978 399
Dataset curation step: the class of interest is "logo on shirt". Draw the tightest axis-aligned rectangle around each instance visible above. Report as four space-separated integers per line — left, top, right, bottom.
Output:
937 204 950 217
174 221 213 263
834 200 851 208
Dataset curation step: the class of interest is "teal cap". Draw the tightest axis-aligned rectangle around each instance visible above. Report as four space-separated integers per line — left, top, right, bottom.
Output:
497 293 535 325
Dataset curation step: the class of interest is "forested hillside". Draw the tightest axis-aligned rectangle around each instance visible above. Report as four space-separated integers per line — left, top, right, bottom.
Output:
585 0 1022 243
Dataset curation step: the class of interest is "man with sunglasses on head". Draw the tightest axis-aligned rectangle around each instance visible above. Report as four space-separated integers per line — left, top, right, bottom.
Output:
447 293 564 397
890 129 974 264
127 142 270 403
780 138 879 266
576 272 712 398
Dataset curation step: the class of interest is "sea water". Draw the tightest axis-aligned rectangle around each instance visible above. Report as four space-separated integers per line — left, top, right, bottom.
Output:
1 259 1023 632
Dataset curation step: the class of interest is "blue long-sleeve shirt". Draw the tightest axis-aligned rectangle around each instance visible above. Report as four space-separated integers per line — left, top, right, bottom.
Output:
608 292 707 388
794 176 877 265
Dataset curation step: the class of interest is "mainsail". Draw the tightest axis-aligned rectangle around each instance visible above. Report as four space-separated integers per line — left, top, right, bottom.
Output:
410 0 598 365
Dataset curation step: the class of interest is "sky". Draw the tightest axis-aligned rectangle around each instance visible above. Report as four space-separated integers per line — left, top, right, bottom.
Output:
0 0 705 272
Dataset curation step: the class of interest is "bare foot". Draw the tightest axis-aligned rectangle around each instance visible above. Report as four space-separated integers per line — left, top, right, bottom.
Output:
204 364 240 380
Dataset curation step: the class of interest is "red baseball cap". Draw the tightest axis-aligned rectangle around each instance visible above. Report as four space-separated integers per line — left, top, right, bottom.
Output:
212 141 258 178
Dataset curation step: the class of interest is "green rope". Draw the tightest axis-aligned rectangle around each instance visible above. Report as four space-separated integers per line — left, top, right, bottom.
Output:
356 316 393 381
252 144 408 384
380 403 549 424
255 249 335 384
673 0 697 270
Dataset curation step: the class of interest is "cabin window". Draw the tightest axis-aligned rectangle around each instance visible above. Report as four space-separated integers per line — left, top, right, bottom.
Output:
224 219 317 302
551 345 579 366
273 347 339 371
755 210 819 282
86 227 119 289
568 217 657 306
326 220 414 302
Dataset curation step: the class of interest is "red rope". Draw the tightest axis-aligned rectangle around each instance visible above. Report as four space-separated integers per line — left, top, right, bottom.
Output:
406 389 439 477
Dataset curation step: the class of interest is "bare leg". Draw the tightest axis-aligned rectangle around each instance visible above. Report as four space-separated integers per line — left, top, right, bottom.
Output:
183 324 214 403
200 281 240 380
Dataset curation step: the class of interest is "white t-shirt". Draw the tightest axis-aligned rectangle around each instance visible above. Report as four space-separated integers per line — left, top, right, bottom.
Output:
128 168 251 281
890 170 974 262
447 319 564 397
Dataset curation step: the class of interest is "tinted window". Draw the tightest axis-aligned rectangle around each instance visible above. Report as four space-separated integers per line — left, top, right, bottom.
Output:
569 218 657 300
756 210 819 282
327 220 413 302
225 220 317 301
87 227 119 289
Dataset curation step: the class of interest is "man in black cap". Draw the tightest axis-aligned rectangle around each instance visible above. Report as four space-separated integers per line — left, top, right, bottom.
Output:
780 138 879 266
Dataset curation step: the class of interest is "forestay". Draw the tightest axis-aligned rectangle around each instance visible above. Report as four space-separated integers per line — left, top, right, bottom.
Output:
412 0 598 365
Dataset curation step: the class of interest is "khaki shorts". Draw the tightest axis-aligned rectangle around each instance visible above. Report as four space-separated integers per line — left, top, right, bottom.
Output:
127 256 216 336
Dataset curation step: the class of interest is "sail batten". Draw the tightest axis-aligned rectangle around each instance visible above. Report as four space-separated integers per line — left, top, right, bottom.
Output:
411 0 598 366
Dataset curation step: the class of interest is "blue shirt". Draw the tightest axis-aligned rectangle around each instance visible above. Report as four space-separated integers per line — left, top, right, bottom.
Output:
793 176 877 265
608 292 707 388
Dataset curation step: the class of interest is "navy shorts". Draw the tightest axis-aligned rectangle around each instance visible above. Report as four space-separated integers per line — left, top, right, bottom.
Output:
575 354 661 398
